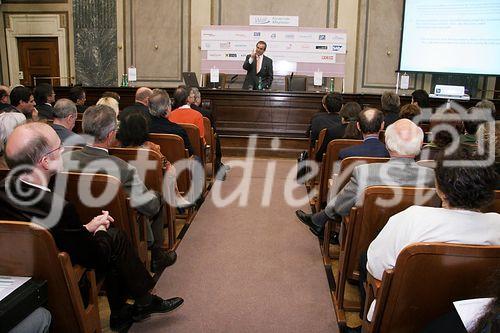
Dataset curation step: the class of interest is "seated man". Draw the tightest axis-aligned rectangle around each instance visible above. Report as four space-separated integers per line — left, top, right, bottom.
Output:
120 87 153 120
68 86 87 113
169 87 205 142
296 119 435 238
338 108 389 160
0 112 26 169
309 92 343 144
33 83 56 120
364 148 500 320
51 98 86 146
381 91 400 127
0 123 183 331
62 105 175 273
10 86 38 121
148 89 194 156
0 84 13 112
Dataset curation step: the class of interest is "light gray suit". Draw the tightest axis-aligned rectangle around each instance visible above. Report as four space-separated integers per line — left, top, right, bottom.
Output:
312 157 436 226
62 145 165 249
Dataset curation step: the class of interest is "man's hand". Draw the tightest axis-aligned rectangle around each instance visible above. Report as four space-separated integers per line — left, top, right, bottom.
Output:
250 49 256 59
84 210 115 234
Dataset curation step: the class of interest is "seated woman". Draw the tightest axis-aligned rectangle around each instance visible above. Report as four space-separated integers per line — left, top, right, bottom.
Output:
116 110 192 207
314 101 362 162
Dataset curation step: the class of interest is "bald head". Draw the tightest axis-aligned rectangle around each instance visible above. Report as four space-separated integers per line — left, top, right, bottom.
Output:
135 87 153 105
358 108 384 134
384 119 423 157
5 122 60 171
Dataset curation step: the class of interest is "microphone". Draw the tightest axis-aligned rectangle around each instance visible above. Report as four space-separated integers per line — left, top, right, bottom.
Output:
289 72 294 91
230 74 238 83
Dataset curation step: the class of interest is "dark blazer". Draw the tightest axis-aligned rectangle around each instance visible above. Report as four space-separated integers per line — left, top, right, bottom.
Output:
0 103 13 111
242 54 273 90
76 104 87 113
36 103 55 120
383 112 400 127
310 112 342 143
0 176 113 270
338 137 389 160
120 102 150 121
149 116 194 156
51 124 86 146
315 123 347 161
191 104 216 130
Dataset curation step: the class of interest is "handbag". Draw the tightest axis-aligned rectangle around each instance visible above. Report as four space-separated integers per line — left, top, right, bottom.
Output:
296 150 311 184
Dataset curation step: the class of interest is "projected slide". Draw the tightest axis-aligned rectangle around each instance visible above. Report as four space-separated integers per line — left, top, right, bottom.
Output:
399 0 500 75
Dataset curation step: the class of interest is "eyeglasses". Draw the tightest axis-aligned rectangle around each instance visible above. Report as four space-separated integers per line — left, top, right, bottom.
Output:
39 145 64 162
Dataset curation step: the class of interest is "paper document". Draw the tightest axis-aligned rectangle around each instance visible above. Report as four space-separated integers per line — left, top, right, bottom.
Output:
127 67 137 82
210 68 219 83
0 276 31 302
400 74 410 90
454 298 493 332
314 71 323 86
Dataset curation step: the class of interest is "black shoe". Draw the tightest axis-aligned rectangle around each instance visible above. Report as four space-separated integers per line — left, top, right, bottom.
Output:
133 295 184 322
110 304 134 332
317 230 340 245
295 210 323 236
344 325 362 333
151 250 177 273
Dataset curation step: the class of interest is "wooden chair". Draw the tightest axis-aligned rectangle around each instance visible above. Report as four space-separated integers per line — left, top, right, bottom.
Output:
149 133 191 193
323 157 390 256
60 172 148 265
307 128 327 190
74 119 83 134
0 220 101 333
333 186 441 322
178 123 205 164
316 139 363 211
363 243 500 333
203 117 216 183
109 147 176 249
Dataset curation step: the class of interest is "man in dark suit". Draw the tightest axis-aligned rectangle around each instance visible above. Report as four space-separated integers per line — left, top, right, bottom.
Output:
242 41 273 90
0 122 183 331
148 89 194 156
51 98 86 146
309 93 344 144
121 87 153 120
381 91 400 127
10 86 38 120
338 108 389 160
0 85 12 112
68 86 87 113
34 83 56 120
62 105 176 273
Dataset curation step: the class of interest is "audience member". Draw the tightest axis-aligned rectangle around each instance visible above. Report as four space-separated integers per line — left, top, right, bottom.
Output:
97 96 120 117
102 91 121 103
51 98 86 146
8 307 51 333
297 119 434 238
364 148 500 321
461 107 489 145
399 103 421 121
309 92 343 143
34 83 56 119
420 108 464 160
315 101 362 161
0 122 183 331
0 85 12 112
0 111 26 169
476 99 496 119
62 105 176 273
476 121 500 189
121 87 153 120
10 86 38 121
338 108 389 160
68 86 87 113
411 89 430 109
381 91 400 127
148 89 194 156
169 87 205 141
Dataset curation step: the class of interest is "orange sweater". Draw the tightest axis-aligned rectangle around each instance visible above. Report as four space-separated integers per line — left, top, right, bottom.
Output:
168 106 205 139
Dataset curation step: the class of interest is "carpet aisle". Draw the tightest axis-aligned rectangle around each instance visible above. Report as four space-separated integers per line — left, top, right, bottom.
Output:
131 158 338 332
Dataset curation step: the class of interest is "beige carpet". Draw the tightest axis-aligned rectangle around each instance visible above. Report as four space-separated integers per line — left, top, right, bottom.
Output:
131 158 337 333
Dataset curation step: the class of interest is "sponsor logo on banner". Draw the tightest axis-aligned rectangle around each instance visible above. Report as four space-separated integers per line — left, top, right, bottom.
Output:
319 34 326 40
253 32 261 37
332 44 345 53
284 34 295 40
321 55 335 61
270 33 277 39
250 15 299 27
220 42 231 49
315 45 328 50
225 53 238 58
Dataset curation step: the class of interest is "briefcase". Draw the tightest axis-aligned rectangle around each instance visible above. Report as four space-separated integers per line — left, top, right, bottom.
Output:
0 279 48 333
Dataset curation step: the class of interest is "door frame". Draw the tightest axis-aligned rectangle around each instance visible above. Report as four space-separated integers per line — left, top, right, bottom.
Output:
6 14 69 86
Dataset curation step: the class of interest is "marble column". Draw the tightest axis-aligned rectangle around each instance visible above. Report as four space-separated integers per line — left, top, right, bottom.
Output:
73 0 117 86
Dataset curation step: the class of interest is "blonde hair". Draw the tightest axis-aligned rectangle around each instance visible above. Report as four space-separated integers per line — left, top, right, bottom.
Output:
97 97 119 116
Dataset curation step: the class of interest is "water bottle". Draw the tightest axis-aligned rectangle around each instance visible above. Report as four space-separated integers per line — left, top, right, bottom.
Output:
121 74 129 87
257 76 263 90
329 78 334 92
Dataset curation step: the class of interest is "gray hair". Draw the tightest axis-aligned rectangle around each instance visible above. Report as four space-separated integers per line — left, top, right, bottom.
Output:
0 112 27 153
53 98 77 119
149 89 171 118
385 119 424 156
189 87 201 99
4 122 51 169
82 105 117 142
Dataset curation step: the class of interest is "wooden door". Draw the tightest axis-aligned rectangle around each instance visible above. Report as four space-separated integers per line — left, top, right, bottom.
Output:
17 37 60 86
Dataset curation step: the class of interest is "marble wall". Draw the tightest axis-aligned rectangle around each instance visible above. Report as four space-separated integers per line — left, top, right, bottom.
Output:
73 0 117 86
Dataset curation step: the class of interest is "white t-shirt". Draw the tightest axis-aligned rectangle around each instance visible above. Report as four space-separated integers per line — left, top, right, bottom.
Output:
367 205 500 280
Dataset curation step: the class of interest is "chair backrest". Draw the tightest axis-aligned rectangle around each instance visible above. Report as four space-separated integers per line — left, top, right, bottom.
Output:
313 128 328 159
369 243 500 333
285 75 307 91
149 133 191 194
341 186 441 281
0 221 100 333
317 139 363 208
60 172 147 262
108 147 164 193
203 117 215 152
74 119 83 134
178 123 204 162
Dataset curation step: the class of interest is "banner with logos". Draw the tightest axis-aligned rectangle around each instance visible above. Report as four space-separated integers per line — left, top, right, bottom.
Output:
249 15 299 27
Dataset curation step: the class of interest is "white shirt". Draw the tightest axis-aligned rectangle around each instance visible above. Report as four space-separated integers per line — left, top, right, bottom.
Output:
248 55 263 72
367 205 500 280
